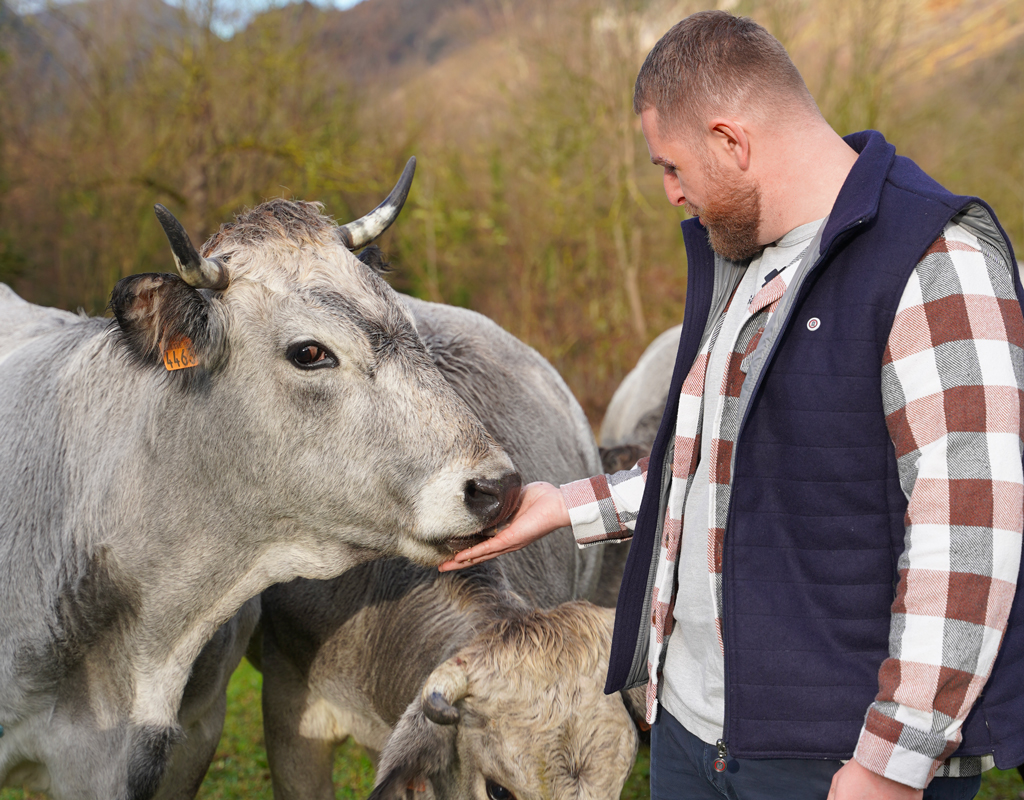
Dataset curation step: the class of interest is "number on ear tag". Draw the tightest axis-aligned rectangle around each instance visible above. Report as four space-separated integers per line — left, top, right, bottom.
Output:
163 337 198 371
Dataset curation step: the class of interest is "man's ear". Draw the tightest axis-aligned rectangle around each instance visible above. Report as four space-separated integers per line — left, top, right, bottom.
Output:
708 118 751 171
109 273 223 372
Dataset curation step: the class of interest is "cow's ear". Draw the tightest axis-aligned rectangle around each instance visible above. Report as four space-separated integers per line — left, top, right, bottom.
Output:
357 244 391 276
109 273 224 373
599 444 651 474
368 698 456 800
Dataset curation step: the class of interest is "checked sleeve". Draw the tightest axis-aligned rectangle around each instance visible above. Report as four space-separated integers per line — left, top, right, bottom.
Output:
560 457 650 546
852 221 1024 788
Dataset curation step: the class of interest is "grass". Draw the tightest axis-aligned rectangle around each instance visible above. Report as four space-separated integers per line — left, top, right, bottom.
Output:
192 660 377 800
1 660 1021 799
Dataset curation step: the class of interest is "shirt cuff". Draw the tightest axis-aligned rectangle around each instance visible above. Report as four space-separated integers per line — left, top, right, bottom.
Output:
853 704 960 790
559 476 632 547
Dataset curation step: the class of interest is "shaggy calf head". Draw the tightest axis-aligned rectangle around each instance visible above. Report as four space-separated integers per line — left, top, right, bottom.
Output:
109 161 520 571
370 603 638 800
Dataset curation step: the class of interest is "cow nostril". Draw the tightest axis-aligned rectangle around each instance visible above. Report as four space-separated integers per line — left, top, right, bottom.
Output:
464 478 501 518
464 472 522 527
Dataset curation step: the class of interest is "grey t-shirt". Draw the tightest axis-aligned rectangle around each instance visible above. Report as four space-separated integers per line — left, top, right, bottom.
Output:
660 218 824 743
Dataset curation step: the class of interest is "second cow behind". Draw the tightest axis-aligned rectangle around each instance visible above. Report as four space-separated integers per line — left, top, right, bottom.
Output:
255 291 641 800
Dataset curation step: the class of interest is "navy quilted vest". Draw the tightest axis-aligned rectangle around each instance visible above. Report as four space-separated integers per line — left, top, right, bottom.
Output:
607 130 1024 766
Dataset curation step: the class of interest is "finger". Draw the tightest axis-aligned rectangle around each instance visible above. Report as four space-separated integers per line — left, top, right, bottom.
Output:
438 528 528 571
438 557 472 572
438 546 511 571
437 540 506 571
454 531 522 562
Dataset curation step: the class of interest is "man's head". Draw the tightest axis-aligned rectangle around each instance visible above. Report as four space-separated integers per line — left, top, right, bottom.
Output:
633 10 817 145
636 11 822 260
640 103 764 262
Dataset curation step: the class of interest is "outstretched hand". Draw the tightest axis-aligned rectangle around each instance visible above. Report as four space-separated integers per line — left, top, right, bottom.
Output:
439 481 571 571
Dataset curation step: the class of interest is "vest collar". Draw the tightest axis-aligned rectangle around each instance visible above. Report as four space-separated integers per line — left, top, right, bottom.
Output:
819 130 895 254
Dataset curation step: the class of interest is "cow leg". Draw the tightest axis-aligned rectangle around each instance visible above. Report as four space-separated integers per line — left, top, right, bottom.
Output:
151 691 226 800
266 724 336 800
153 599 260 800
262 632 337 800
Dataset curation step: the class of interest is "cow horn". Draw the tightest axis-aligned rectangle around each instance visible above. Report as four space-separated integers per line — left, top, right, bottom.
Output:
337 157 416 250
421 657 469 726
154 204 229 290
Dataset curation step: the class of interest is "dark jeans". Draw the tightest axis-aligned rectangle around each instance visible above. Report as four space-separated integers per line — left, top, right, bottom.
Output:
650 709 982 800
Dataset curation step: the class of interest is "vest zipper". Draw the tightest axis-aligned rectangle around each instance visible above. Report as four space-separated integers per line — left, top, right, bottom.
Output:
714 738 728 772
719 229 832 756
718 217 867 756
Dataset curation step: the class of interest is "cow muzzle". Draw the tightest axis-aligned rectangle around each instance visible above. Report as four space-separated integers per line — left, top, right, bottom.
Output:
411 465 523 559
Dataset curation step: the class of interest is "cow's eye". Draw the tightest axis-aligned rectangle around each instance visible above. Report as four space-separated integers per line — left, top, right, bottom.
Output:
485 780 514 800
287 341 337 370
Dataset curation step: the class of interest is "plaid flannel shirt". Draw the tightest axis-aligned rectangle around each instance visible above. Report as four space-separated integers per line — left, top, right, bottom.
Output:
561 220 1024 788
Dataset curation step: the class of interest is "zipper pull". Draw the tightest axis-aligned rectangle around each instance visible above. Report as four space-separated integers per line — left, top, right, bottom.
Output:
714 739 728 772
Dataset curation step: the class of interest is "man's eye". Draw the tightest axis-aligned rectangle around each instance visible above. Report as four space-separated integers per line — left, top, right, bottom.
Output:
288 342 337 369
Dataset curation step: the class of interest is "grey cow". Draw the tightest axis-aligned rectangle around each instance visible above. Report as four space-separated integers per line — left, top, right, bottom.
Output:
0 164 522 800
256 296 640 800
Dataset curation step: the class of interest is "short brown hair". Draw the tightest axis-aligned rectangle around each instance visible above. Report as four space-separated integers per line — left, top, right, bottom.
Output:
633 11 816 138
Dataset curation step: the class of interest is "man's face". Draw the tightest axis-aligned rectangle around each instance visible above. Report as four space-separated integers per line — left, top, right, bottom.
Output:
641 108 763 262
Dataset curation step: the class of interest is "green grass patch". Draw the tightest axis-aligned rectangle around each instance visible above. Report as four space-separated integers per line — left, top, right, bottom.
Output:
196 659 376 800
1 660 1021 799
979 766 1024 800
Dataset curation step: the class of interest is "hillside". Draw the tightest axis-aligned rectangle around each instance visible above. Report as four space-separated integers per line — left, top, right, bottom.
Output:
0 0 1021 420
272 0 499 79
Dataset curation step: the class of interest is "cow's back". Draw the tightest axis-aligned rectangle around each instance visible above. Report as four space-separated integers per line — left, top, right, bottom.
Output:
0 284 85 365
403 296 600 484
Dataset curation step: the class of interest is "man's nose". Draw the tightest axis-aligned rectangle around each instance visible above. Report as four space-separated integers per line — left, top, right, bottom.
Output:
663 174 686 206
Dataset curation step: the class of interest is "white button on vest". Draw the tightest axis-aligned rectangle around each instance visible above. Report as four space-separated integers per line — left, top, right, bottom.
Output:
807 317 821 331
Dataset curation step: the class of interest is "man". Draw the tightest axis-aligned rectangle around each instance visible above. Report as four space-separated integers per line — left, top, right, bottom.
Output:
441 10 1024 800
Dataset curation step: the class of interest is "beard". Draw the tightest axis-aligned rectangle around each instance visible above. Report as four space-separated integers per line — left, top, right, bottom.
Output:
686 159 763 262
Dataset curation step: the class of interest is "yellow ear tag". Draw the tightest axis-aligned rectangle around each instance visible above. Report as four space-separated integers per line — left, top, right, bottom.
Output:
163 337 198 371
